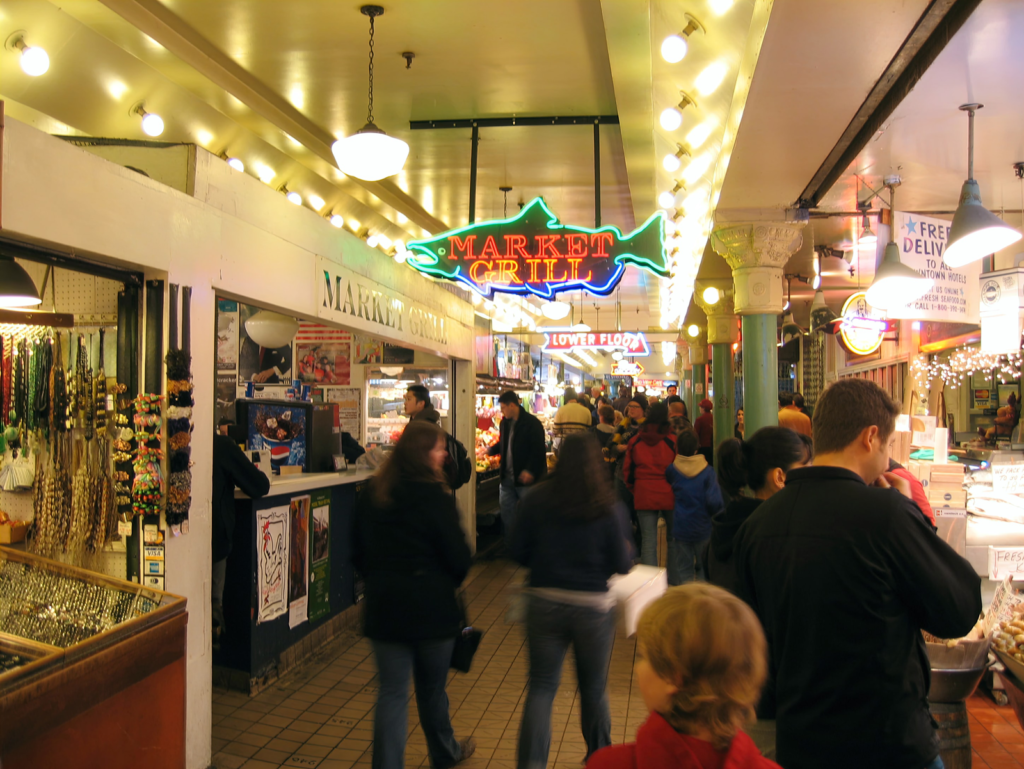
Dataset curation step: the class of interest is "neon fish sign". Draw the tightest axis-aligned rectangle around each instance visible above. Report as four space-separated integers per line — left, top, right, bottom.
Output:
405 197 669 298
543 331 651 357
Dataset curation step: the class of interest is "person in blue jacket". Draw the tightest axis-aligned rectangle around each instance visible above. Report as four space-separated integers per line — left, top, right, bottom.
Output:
664 429 723 584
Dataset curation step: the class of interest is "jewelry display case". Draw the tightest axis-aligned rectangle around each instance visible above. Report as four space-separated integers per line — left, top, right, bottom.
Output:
0 547 187 769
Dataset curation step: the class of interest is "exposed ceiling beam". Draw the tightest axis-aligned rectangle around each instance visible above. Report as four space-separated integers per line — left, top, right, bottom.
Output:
97 0 449 234
797 0 983 207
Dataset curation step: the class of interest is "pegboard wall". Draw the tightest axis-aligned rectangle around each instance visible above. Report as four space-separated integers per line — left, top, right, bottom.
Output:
17 259 121 316
2 261 129 580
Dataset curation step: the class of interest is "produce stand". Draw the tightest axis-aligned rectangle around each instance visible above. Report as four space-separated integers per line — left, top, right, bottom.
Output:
0 546 187 769
475 375 535 520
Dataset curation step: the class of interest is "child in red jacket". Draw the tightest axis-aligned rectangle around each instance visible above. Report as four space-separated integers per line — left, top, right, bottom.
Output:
587 584 781 769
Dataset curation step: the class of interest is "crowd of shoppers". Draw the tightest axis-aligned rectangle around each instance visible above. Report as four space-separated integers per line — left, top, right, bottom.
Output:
347 376 981 769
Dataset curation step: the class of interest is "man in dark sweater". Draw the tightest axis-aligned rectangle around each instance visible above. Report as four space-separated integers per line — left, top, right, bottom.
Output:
487 390 547 536
734 378 981 769
212 425 271 644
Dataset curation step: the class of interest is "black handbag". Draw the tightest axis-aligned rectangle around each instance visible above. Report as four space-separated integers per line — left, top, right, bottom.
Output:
450 591 483 673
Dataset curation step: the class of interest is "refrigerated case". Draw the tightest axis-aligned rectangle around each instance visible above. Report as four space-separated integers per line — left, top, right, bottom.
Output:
364 367 449 448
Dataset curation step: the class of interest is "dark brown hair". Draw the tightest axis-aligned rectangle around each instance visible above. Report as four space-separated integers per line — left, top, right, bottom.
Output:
813 378 899 455
371 420 446 506
716 427 810 497
676 429 700 457
545 432 616 521
598 404 615 424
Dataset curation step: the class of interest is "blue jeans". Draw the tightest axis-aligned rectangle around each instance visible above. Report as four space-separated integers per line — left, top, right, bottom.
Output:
668 538 709 585
518 595 616 769
500 479 524 537
924 757 945 769
371 638 462 769
636 510 669 567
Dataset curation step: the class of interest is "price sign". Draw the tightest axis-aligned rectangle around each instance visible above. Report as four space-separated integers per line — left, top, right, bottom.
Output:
989 547 1024 581
992 463 1024 492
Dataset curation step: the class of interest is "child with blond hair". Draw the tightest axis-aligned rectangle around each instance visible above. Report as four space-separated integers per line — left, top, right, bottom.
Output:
587 584 779 769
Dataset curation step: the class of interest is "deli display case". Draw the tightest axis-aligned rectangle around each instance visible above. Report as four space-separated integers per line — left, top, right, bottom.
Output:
0 547 187 769
365 367 449 448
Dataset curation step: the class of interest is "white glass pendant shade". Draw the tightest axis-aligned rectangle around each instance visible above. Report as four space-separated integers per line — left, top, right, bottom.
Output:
244 310 299 349
661 35 688 63
332 123 409 181
571 323 591 333
943 179 1022 268
541 301 571 320
866 242 933 310
0 259 42 307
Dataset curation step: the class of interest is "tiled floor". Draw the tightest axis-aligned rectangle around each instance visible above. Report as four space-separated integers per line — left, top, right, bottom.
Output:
211 559 1024 769
967 690 1024 768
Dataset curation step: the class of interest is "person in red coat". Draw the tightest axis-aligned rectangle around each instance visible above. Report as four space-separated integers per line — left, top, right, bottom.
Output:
693 399 714 465
623 403 677 568
587 584 781 769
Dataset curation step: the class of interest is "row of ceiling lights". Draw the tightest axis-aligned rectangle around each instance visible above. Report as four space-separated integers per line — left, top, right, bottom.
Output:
6 24 419 267
655 1 738 331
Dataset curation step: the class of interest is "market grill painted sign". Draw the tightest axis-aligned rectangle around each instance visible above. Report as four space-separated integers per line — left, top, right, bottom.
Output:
405 198 669 298
885 211 981 324
542 331 651 357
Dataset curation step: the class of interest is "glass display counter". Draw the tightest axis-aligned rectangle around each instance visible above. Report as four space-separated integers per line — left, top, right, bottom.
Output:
0 547 187 769
364 367 449 448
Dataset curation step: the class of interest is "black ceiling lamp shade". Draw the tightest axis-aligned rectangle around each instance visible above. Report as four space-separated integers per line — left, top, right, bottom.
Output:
0 258 42 308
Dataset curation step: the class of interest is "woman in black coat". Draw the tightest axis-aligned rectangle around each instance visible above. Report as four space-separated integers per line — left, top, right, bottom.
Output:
353 420 475 769
707 427 811 595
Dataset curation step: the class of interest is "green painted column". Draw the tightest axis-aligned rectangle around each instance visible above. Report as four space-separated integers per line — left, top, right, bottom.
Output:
742 313 779 436
693 364 706 418
695 279 739 452
684 368 694 418
710 222 805 439
712 343 735 447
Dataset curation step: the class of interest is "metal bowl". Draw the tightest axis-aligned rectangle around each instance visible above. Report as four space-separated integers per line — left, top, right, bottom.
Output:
928 667 986 703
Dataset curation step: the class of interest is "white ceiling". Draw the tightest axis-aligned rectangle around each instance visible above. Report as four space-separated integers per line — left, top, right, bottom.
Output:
2 0 1019 337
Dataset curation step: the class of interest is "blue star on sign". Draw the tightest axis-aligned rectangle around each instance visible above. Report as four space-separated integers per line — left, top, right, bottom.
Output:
905 216 918 234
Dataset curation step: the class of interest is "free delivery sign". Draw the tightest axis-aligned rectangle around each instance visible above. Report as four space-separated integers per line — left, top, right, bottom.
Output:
885 211 980 323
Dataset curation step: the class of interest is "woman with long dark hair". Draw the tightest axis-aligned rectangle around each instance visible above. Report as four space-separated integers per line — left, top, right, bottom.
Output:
509 432 634 769
707 427 812 595
353 420 475 769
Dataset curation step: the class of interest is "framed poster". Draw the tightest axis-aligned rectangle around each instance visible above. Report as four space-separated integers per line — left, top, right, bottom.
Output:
295 322 352 384
288 495 310 629
216 299 239 371
308 491 331 622
327 387 363 437
257 505 289 623
354 335 383 364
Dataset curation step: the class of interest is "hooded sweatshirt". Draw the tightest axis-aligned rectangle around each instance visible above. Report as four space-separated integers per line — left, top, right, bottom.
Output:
622 425 677 510
665 454 724 543
586 711 781 769
706 496 762 595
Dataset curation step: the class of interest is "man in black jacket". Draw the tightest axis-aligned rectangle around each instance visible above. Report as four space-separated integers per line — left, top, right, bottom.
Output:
405 384 472 490
487 390 547 536
212 424 271 645
734 378 981 769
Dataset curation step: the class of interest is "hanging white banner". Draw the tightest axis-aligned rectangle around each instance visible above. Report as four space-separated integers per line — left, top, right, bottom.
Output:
885 212 981 323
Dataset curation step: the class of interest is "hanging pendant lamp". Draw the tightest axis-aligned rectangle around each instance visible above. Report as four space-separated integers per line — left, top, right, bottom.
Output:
331 6 409 182
943 104 1022 268
866 181 933 310
0 258 42 308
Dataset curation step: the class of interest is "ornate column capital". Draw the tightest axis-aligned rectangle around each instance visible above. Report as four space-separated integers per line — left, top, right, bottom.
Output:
711 222 804 315
683 330 708 365
693 279 739 344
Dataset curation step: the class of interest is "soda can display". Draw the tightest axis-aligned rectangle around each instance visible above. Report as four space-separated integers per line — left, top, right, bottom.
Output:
245 382 255 398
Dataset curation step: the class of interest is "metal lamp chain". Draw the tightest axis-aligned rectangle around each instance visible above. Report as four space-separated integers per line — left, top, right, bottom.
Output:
367 14 375 124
